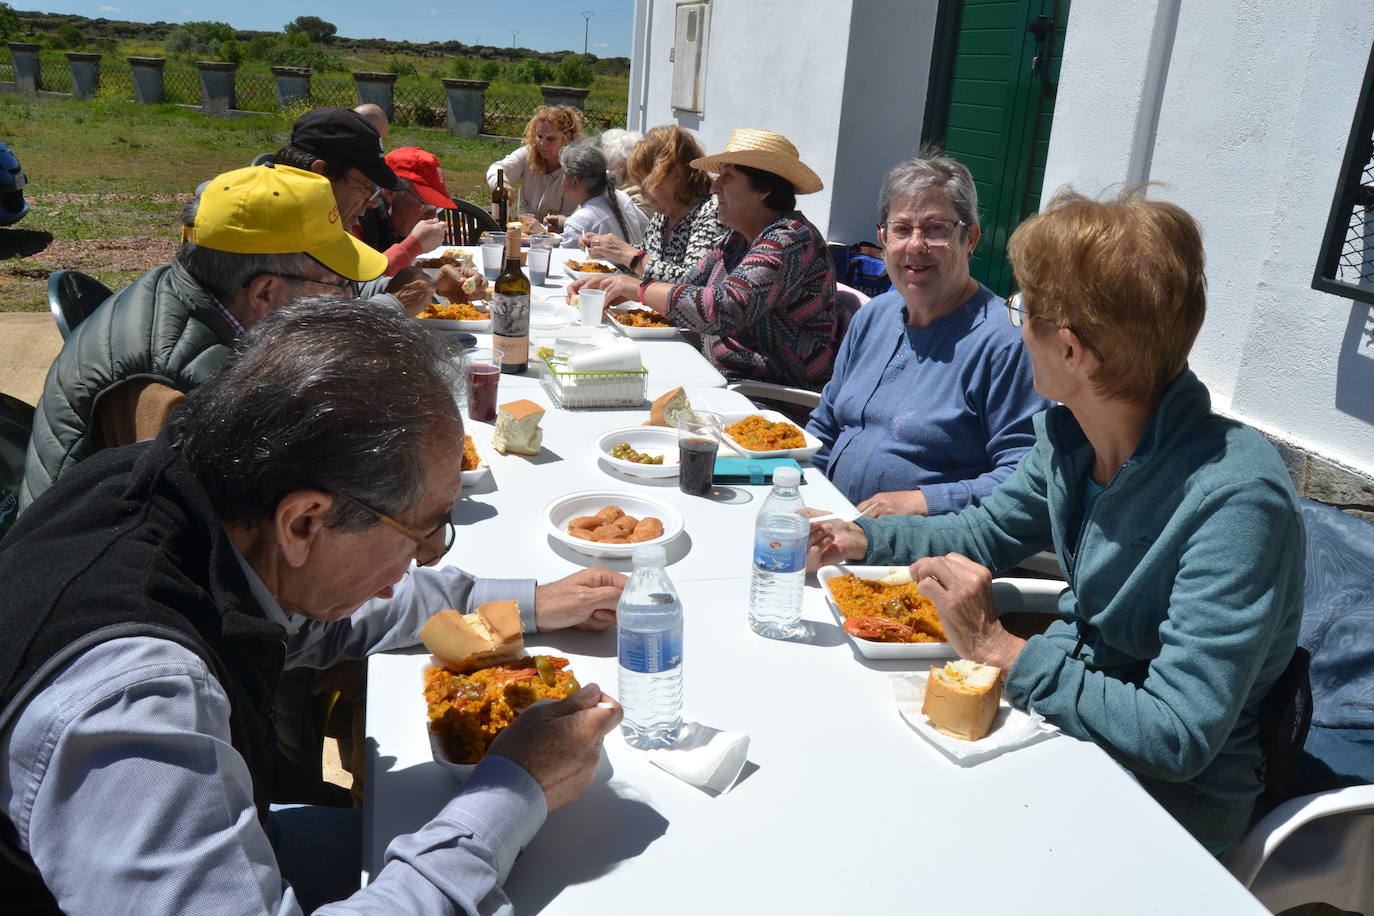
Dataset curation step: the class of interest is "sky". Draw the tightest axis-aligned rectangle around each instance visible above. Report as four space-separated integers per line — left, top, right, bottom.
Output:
23 0 636 56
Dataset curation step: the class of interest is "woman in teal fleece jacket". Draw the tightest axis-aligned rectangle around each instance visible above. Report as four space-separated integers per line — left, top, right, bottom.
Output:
810 189 1303 851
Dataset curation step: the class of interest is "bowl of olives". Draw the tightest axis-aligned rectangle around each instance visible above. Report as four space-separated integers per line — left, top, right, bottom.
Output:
593 426 680 479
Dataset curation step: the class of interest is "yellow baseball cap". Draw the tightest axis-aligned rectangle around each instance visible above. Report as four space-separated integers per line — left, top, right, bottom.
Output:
188 164 387 282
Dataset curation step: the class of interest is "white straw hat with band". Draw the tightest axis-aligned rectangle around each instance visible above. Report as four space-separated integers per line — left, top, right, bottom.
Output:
689 128 823 195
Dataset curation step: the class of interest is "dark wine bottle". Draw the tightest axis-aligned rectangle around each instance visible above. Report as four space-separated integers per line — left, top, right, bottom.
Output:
493 168 509 227
490 229 530 375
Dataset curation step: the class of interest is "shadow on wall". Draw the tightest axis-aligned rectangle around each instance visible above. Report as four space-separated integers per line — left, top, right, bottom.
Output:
1335 300 1374 424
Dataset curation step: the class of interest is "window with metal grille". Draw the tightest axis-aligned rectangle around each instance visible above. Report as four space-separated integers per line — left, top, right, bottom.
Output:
1314 40 1374 306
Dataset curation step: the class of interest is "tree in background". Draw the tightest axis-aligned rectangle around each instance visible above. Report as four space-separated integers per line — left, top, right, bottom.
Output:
43 22 86 50
165 20 233 58
553 54 593 88
284 16 336 44
0 3 19 40
509 57 552 86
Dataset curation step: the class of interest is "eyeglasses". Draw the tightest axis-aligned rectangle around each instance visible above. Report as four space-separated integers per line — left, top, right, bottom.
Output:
277 273 352 292
880 219 967 246
403 187 441 220
1006 291 1105 361
346 170 383 204
334 492 455 567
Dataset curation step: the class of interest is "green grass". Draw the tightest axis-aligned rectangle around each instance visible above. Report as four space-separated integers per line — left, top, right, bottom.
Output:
0 92 519 312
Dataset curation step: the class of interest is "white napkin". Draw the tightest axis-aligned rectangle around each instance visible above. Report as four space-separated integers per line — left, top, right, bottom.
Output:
567 338 642 372
640 723 750 795
890 672 1059 766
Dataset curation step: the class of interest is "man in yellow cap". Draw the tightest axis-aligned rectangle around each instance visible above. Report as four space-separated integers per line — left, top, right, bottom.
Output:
20 164 388 510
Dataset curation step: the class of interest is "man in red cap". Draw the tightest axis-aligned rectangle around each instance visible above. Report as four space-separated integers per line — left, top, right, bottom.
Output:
364 146 457 275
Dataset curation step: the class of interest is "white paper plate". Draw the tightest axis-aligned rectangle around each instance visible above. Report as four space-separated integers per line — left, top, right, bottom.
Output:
563 260 618 283
818 565 956 660
717 410 823 460
418 312 490 332
594 426 680 478
530 299 579 330
543 490 683 559
608 307 680 339
460 434 490 485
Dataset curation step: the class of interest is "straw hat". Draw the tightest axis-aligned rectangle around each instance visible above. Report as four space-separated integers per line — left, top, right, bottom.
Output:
689 128 823 194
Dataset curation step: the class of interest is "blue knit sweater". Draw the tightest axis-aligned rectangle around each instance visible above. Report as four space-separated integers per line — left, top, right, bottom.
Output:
805 285 1046 514
858 369 1304 847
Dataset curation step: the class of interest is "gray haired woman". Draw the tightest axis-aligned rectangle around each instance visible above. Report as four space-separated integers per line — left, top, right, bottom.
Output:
557 140 649 248
803 151 1048 517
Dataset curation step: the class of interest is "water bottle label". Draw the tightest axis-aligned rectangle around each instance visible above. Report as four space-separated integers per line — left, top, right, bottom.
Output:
618 625 683 674
753 529 807 574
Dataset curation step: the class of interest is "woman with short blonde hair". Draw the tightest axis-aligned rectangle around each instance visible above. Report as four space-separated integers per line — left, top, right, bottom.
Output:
812 187 1303 853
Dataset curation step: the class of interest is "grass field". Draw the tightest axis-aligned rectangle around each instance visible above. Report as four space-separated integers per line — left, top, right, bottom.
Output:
0 92 519 312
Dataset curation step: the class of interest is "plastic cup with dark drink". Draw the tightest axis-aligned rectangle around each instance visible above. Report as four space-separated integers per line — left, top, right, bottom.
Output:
676 409 723 496
526 246 551 287
463 347 500 422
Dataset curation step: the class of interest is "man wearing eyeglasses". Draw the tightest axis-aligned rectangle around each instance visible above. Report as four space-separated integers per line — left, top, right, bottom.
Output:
20 164 388 510
0 298 626 913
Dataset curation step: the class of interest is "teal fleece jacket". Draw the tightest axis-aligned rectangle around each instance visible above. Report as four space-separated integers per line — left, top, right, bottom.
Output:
858 369 1304 848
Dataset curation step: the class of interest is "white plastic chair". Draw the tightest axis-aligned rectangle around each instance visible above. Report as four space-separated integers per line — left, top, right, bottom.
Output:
1223 784 1374 913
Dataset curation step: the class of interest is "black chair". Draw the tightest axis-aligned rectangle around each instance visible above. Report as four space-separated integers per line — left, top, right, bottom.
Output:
443 199 501 246
0 392 35 539
250 152 275 167
47 270 113 340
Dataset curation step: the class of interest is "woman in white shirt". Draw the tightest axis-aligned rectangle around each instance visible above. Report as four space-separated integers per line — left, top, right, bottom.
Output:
557 141 649 248
486 106 583 221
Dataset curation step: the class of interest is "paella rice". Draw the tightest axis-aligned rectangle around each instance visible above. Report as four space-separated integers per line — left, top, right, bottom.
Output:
419 301 486 321
424 656 579 764
725 414 806 451
827 574 946 643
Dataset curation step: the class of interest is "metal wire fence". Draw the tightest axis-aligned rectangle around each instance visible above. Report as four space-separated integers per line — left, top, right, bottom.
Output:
2 52 625 136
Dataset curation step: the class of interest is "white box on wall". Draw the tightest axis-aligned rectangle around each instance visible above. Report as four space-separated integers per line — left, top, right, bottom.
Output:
671 1 710 113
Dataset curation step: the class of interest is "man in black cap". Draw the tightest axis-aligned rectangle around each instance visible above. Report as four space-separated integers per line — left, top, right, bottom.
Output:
274 107 435 313
275 107 400 232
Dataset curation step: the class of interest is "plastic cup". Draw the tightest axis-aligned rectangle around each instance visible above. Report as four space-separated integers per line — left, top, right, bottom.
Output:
462 347 500 422
480 243 504 281
676 410 723 496
578 287 607 326
527 246 551 286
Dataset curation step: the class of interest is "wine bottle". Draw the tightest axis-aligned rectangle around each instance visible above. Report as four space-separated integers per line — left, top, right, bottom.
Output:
490 229 530 375
493 168 509 227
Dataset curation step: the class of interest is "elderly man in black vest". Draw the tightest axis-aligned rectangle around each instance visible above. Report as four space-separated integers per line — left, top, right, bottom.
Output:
0 298 624 913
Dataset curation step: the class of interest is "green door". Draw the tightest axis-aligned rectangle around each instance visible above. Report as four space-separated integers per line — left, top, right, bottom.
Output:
921 0 1070 296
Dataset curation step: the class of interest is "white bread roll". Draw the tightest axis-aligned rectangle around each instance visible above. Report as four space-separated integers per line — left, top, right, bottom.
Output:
420 601 525 673
648 387 689 427
492 399 544 456
922 659 1003 741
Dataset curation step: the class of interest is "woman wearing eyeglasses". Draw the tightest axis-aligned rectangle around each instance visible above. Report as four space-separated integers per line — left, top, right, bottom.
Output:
811 188 1303 853
805 154 1047 517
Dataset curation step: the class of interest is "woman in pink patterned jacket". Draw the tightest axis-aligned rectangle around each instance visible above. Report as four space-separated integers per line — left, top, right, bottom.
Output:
572 128 837 389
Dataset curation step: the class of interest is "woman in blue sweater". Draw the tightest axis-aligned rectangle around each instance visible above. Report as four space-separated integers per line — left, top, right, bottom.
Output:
810 189 1304 851
805 155 1047 517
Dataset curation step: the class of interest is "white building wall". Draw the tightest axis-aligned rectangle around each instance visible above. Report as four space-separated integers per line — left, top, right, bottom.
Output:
629 0 934 243
1044 1 1374 476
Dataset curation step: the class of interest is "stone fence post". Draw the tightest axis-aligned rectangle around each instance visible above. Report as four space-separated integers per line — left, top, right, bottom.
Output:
271 66 311 108
66 52 101 99
7 43 41 95
352 71 397 121
196 60 238 116
539 85 589 110
442 78 487 138
127 56 165 103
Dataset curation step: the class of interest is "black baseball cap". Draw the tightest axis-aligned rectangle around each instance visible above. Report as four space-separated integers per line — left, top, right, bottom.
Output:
289 107 399 190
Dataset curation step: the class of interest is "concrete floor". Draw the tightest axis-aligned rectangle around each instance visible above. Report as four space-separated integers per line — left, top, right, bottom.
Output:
0 314 62 406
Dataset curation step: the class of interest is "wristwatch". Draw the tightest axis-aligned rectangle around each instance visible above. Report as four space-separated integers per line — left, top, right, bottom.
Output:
629 249 647 274
637 278 654 303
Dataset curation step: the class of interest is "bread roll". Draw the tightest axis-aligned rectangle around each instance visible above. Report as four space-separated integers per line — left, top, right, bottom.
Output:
492 399 544 456
648 387 690 427
922 659 1003 741
420 601 525 673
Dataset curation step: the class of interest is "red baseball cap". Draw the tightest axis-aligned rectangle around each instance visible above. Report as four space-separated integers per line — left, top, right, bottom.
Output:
385 147 458 209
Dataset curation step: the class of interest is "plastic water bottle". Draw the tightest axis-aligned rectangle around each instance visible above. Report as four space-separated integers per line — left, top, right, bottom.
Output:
748 466 809 639
617 544 684 749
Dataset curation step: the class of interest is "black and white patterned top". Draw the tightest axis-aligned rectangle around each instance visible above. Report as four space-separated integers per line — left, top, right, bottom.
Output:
640 194 729 284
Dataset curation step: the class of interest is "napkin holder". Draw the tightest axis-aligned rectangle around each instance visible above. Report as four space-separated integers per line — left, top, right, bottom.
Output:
712 456 805 485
